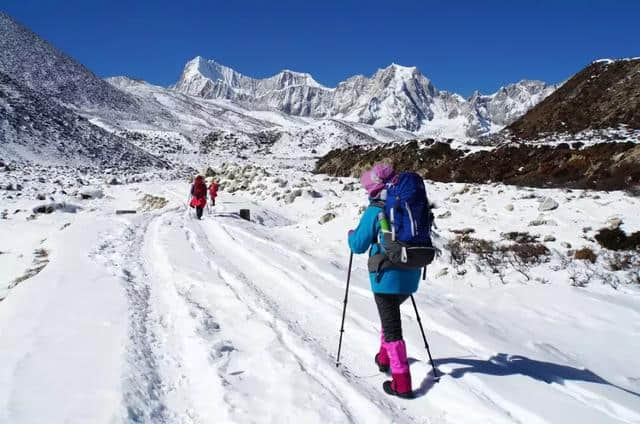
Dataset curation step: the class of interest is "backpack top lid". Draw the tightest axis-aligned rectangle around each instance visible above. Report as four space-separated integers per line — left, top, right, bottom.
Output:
384 172 431 244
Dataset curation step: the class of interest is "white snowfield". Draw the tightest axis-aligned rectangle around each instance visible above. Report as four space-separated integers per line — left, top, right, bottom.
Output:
1 176 640 424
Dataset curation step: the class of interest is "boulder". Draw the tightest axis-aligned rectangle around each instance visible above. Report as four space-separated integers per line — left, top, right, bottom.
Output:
538 197 559 211
284 189 303 204
318 213 336 224
305 189 323 199
434 268 449 278
79 188 104 200
451 227 475 235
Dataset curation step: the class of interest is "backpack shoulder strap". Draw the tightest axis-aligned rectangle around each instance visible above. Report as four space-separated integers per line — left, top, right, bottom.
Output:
370 199 385 209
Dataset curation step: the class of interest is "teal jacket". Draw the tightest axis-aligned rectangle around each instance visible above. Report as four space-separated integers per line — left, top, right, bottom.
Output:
348 204 421 294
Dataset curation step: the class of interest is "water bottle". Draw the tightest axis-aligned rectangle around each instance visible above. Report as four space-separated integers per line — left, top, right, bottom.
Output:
378 211 390 232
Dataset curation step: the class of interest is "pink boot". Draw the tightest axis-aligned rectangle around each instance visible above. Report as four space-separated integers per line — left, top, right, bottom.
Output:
375 331 390 373
383 339 413 398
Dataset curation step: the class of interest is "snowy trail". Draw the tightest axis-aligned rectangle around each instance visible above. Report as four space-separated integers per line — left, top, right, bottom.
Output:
135 206 405 423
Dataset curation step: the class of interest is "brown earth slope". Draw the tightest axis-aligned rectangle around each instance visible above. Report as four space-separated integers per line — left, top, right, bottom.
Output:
506 59 640 139
315 141 640 190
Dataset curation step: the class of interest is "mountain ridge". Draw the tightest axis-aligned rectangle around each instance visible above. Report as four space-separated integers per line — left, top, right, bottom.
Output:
172 56 557 138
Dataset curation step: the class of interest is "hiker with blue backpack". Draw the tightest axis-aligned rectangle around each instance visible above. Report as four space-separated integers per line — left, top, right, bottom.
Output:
346 163 436 398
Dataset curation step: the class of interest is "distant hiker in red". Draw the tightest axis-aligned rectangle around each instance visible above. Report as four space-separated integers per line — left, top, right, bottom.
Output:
208 180 219 206
189 175 207 220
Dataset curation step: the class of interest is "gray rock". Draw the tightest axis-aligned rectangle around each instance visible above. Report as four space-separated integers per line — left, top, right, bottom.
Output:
437 211 452 219
561 242 572 249
538 197 559 211
79 187 104 200
284 189 303 204
529 216 558 226
448 197 460 203
504 204 514 211
318 213 336 224
543 235 556 242
32 202 81 214
305 189 323 198
434 268 449 278
520 193 537 200
451 227 475 235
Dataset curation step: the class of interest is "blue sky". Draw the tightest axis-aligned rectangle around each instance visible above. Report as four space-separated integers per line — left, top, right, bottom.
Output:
4 0 639 96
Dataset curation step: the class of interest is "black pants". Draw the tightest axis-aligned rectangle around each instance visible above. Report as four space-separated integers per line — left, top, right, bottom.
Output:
375 293 410 342
196 207 203 219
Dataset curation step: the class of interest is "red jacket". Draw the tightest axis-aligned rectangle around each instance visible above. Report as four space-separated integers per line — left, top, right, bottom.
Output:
209 182 219 199
190 176 207 208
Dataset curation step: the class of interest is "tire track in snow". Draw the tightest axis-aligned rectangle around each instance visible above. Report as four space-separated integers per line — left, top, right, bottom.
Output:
222 222 489 358
90 217 171 423
181 214 415 424
145 211 234 423
202 213 588 424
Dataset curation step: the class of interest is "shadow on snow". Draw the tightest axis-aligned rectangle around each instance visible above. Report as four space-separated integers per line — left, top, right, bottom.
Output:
413 353 640 399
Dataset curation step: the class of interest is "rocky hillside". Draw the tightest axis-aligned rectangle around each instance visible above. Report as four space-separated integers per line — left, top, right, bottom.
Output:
0 72 167 169
506 59 640 139
0 12 135 111
173 56 556 138
315 141 640 191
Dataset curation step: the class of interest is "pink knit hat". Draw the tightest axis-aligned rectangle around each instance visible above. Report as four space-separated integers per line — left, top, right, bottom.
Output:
361 163 395 198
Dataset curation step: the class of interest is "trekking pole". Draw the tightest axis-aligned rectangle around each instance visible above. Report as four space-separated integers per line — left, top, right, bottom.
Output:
335 252 354 367
410 294 440 380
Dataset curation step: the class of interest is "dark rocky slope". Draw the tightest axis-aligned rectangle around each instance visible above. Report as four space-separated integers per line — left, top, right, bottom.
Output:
0 12 136 111
506 59 640 139
0 72 166 169
315 141 640 191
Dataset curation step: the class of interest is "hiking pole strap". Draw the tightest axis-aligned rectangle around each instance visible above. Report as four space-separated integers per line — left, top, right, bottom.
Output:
336 252 354 366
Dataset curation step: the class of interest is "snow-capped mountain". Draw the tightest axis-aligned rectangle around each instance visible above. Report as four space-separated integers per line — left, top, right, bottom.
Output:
99 76 408 158
0 12 135 111
173 57 557 138
173 56 333 116
469 80 557 131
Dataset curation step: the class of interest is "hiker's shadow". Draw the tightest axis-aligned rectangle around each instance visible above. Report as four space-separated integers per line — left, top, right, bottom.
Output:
413 353 640 399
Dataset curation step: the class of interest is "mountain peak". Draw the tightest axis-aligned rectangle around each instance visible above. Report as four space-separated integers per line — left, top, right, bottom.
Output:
172 57 554 137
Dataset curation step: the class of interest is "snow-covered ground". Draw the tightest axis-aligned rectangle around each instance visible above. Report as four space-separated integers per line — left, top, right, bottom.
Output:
1 168 640 423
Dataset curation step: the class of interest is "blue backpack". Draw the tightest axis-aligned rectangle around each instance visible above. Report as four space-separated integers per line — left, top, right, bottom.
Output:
385 172 433 245
368 172 435 277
